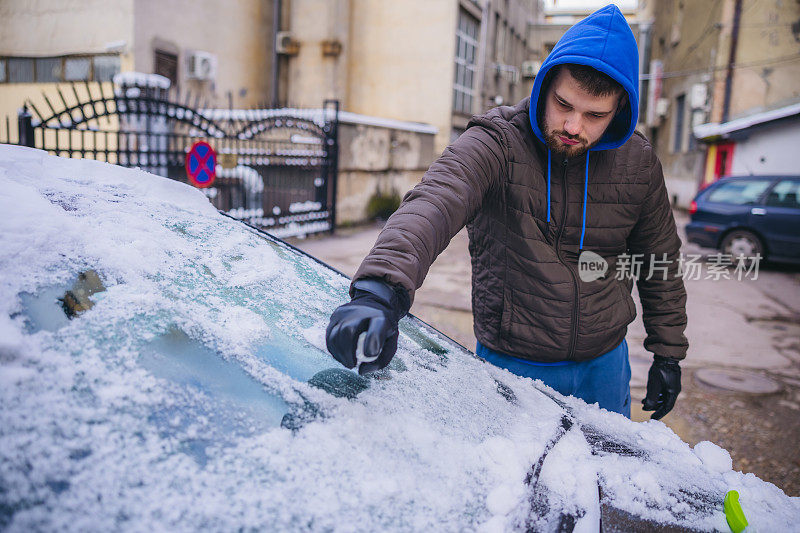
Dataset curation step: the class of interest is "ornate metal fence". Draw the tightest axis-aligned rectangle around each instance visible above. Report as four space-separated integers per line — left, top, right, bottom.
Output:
2 78 339 237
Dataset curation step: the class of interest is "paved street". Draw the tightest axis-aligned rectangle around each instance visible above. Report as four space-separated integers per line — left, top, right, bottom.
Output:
290 211 800 495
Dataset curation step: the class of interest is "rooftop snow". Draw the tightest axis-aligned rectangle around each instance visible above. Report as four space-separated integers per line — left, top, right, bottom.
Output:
112 71 171 89
198 107 438 135
694 101 800 140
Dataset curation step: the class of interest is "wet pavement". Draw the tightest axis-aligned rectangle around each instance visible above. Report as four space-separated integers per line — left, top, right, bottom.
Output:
289 211 800 496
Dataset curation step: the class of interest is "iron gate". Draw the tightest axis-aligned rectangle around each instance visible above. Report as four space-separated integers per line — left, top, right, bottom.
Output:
2 78 339 237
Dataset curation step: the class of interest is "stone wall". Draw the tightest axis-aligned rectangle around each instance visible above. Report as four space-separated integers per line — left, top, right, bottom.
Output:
335 120 436 225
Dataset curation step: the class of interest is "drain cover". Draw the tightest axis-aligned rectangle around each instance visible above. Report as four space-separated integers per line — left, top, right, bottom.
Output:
694 368 782 394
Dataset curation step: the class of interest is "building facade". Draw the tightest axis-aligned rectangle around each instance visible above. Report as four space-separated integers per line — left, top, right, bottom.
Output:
465 0 542 139
2 0 551 156
643 0 800 206
278 0 543 153
0 0 275 123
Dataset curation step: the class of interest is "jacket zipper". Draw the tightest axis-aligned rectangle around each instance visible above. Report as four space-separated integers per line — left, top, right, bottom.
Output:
555 158 579 361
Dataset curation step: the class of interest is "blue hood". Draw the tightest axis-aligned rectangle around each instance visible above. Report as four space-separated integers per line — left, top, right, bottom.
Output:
529 4 639 151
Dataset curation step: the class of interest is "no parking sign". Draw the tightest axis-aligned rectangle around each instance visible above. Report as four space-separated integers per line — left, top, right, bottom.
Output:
185 141 217 188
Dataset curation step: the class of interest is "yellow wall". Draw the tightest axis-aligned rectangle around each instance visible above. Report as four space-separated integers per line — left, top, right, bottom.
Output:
346 0 457 153
1 0 273 110
287 0 458 153
727 0 800 118
706 0 800 122
287 0 349 107
0 0 135 56
703 144 718 186
132 0 273 107
0 0 135 132
0 82 119 159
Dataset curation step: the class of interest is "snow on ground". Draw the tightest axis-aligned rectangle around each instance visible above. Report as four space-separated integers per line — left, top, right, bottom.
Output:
0 145 798 531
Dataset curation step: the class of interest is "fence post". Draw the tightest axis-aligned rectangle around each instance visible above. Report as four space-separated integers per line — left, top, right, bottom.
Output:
323 99 339 235
18 106 35 148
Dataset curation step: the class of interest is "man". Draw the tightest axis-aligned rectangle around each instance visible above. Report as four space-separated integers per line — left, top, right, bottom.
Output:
326 5 687 420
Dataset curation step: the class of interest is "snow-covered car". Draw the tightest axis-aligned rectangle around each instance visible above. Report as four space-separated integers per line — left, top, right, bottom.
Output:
1 145 797 532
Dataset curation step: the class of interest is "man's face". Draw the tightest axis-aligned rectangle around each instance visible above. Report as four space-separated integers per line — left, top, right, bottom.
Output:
542 69 621 157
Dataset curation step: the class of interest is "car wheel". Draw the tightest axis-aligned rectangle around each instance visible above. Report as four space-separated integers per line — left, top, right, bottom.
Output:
720 229 764 260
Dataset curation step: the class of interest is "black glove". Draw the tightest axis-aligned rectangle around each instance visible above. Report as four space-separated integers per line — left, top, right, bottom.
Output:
326 278 410 375
642 355 681 420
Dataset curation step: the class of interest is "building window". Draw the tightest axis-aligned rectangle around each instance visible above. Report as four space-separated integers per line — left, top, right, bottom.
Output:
94 55 121 82
494 13 503 61
154 50 178 87
35 57 62 82
453 9 479 115
0 54 120 83
673 94 686 153
8 58 34 83
64 57 91 81
501 21 509 62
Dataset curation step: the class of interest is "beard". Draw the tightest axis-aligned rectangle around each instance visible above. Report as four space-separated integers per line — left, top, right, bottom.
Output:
543 128 593 158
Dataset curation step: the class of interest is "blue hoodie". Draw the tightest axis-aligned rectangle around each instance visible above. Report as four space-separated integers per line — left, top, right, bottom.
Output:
528 4 640 248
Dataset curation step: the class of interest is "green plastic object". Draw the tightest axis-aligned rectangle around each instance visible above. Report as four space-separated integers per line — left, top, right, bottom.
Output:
724 490 748 533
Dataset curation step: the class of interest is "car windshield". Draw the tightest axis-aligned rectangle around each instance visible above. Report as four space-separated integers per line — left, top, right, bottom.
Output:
705 179 770 205
2 145 798 531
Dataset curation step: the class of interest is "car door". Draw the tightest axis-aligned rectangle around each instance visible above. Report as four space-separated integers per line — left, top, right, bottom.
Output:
753 178 800 259
700 177 771 229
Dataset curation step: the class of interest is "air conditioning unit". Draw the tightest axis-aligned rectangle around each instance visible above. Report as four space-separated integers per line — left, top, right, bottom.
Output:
656 97 669 118
187 51 217 80
521 60 541 79
690 83 708 109
276 31 300 55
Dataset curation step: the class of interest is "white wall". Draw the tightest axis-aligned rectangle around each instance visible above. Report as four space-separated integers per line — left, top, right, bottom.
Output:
664 177 698 209
731 118 800 176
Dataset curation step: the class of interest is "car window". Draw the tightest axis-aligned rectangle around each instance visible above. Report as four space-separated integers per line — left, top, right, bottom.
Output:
705 179 770 205
765 179 800 209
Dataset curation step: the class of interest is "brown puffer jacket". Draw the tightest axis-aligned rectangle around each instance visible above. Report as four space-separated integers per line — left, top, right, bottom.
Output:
352 98 688 362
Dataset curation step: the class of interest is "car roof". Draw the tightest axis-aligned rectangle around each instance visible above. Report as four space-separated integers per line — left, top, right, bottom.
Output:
716 174 800 182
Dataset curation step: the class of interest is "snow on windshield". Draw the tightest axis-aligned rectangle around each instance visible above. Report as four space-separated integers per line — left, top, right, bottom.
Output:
0 145 797 531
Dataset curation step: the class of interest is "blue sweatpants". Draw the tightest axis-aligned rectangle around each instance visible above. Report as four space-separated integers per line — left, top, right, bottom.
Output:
477 339 631 418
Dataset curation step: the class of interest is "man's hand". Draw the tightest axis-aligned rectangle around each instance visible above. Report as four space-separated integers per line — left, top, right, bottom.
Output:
326 279 409 375
642 355 681 420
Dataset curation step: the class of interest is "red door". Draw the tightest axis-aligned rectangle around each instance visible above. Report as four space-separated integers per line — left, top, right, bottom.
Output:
714 142 735 179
